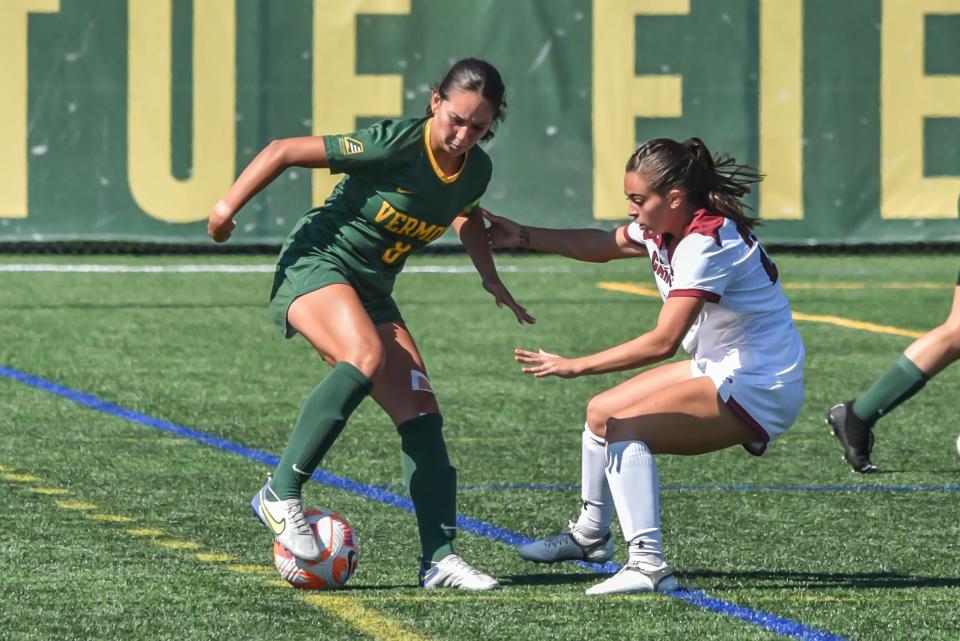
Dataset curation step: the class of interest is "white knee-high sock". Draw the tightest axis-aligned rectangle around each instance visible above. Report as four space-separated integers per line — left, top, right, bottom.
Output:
574 425 613 537
604 440 664 563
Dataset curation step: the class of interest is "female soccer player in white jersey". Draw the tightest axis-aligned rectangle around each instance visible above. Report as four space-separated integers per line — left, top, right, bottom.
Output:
484 137 805 595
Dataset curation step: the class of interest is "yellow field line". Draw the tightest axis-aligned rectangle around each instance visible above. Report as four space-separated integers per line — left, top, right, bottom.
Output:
598 282 661 298
598 282 924 339
600 281 953 298
304 594 431 641
784 282 951 290
195 552 237 563
790 312 923 338
29 487 72 495
3 473 42 482
227 564 275 575
126 527 166 537
3 464 430 641
86 513 135 523
155 539 203 550
56 500 97 510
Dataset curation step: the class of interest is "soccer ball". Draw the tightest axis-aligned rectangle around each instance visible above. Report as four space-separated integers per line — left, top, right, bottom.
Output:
272 508 359 589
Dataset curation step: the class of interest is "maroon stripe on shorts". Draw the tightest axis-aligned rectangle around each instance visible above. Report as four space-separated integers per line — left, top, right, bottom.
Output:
725 395 770 457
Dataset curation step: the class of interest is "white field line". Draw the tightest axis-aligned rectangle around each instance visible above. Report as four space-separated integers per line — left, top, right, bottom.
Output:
0 264 276 273
0 264 575 274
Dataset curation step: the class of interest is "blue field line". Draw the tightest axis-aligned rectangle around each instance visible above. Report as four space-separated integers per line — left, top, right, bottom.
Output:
2 363 848 641
665 483 960 492
457 482 960 493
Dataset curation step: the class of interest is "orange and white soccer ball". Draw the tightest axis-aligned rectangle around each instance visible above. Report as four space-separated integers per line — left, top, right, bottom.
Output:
273 508 359 589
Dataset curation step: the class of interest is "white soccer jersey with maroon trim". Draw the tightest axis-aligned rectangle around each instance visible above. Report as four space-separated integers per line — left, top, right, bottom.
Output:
624 209 804 385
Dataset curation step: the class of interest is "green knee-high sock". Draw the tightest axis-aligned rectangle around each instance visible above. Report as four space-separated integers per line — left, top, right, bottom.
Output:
852 354 929 426
399 413 457 563
271 362 372 500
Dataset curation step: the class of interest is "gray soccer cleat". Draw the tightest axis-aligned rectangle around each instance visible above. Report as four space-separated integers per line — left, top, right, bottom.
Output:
518 521 614 564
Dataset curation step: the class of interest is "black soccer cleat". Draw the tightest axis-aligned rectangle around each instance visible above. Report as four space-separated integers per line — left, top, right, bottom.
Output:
826 401 879 473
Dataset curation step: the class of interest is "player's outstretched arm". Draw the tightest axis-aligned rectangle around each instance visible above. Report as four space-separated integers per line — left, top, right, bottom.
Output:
483 209 646 262
454 211 536 325
208 136 329 243
515 296 702 378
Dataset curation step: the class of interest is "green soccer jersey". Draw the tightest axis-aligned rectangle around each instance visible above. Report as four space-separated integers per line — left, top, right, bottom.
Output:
277 116 492 300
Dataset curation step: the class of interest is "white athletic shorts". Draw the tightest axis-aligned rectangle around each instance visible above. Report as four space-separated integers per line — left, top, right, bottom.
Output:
690 359 804 456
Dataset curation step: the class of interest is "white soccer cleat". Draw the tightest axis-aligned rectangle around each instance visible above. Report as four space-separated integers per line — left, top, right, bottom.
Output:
585 559 678 595
250 477 321 561
518 521 614 563
419 554 500 591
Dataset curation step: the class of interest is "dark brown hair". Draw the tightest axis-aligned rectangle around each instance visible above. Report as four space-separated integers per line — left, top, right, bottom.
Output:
625 137 763 230
426 58 506 141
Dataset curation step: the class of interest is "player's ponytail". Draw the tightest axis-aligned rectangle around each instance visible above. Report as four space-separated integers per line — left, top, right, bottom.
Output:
427 58 507 142
626 137 763 231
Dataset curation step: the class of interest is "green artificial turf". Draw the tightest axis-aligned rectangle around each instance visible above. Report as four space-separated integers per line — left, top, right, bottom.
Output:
1 252 958 641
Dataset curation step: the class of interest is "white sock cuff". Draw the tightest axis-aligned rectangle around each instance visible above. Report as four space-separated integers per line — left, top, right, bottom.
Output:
583 423 605 447
607 439 653 464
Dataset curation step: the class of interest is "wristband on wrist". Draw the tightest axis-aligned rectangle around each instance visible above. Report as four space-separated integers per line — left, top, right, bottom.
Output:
519 226 531 249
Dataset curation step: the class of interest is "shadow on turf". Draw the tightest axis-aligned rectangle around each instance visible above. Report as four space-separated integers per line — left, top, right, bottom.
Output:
344 583 421 591
340 576 599 591
842 467 960 475
340 573 602 590
499 572 600 587
680 568 960 589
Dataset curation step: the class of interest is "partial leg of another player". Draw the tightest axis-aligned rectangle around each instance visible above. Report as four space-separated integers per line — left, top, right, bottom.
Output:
827 278 960 472
368 321 498 591
251 284 380 560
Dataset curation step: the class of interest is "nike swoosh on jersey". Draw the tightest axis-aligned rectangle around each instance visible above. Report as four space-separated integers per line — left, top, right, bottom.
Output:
259 489 286 535
396 186 416 194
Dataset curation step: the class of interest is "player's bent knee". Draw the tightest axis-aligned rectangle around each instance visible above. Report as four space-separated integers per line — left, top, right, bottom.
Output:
944 317 960 339
342 343 386 379
584 420 606 440
945 332 960 361
585 418 607 440
585 398 611 438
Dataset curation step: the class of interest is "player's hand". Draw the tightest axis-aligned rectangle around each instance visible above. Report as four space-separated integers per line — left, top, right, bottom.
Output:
514 348 579 378
482 209 523 250
208 201 237 243
483 278 536 325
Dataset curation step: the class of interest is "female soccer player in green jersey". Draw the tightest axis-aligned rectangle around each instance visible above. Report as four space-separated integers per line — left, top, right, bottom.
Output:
207 58 532 591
